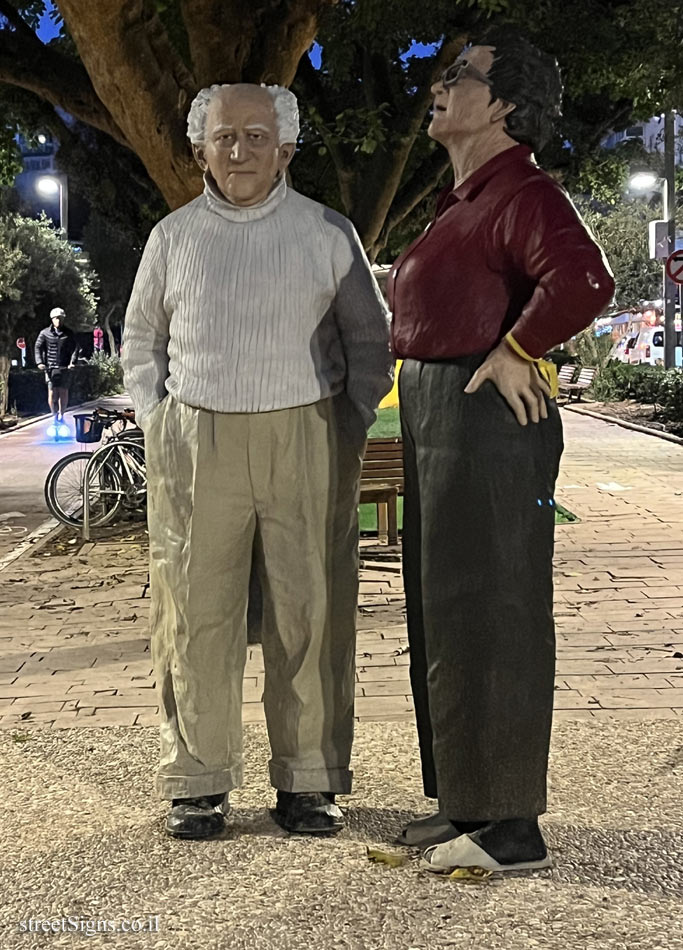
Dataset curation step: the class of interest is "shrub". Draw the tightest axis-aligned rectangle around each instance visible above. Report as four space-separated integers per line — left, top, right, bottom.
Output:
572 328 614 370
71 352 124 402
8 354 124 415
592 362 683 426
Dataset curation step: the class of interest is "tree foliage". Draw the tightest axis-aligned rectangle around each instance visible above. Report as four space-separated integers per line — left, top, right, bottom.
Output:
577 197 663 308
0 0 682 262
0 210 96 412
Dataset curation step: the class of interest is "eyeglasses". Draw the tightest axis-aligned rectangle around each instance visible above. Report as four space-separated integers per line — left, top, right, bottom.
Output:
441 60 493 89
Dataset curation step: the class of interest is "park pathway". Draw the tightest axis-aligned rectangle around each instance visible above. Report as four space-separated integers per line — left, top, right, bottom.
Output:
0 408 682 727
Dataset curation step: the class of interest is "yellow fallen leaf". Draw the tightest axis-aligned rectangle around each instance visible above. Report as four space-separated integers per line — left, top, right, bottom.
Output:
448 866 493 884
366 847 409 868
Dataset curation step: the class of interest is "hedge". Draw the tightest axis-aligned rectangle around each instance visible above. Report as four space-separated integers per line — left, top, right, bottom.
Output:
593 361 683 426
8 353 124 416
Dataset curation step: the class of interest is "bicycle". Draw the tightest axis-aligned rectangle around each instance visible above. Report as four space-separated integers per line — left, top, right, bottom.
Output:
44 407 147 528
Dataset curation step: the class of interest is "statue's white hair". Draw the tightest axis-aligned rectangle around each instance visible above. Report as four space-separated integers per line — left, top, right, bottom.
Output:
187 84 300 146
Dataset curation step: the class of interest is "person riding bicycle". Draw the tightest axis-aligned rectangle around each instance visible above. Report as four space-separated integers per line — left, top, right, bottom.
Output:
34 307 77 427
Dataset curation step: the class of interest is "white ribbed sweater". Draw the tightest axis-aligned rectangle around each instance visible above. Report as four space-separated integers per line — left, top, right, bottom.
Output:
122 176 393 429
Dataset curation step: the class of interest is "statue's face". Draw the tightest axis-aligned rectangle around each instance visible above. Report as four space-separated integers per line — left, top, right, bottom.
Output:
194 85 295 206
429 45 510 144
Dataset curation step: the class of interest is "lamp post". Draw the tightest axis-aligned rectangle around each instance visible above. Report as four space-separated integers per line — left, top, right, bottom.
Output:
629 112 678 368
662 111 677 369
36 173 69 238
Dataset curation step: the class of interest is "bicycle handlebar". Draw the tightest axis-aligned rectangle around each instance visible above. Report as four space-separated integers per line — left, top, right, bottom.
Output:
93 407 137 421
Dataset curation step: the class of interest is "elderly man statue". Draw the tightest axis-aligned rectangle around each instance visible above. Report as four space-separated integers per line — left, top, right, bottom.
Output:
388 28 615 872
122 83 393 840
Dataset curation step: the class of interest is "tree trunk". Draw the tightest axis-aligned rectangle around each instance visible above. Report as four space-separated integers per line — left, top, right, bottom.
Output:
102 306 118 357
0 353 10 418
55 0 335 209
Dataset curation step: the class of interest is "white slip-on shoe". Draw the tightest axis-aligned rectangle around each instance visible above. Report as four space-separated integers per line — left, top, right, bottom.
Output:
394 809 458 847
420 834 552 874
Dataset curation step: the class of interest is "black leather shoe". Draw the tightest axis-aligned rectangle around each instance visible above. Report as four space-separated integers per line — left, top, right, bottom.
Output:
274 791 344 835
165 793 228 839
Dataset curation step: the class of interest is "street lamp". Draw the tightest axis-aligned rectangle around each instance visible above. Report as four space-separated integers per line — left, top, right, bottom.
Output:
36 173 68 238
629 171 659 191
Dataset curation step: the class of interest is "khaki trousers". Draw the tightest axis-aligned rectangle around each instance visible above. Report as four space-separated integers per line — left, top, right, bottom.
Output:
145 394 365 800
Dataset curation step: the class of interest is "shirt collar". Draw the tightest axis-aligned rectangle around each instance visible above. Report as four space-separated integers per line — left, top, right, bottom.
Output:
203 172 288 222
437 144 534 214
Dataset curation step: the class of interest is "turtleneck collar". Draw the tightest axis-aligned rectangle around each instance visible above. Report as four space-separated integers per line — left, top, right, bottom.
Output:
203 172 288 222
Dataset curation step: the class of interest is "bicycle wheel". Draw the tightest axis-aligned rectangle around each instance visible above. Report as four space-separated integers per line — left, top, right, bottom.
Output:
45 451 123 527
109 440 147 513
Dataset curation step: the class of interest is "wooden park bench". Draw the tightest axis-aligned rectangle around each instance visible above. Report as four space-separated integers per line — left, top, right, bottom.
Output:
360 437 404 545
558 365 597 402
557 363 576 388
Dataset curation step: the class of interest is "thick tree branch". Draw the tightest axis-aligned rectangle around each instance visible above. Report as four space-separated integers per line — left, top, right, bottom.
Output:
179 0 251 86
293 53 357 206
375 149 451 252
584 100 634 150
244 0 338 85
56 0 199 208
0 9 129 147
294 52 338 125
181 0 336 89
362 48 396 112
347 36 468 249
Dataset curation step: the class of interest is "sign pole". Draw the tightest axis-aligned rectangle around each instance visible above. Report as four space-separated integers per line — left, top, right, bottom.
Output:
663 111 677 369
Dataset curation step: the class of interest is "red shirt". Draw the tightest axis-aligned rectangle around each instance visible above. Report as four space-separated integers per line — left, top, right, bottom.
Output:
388 144 615 360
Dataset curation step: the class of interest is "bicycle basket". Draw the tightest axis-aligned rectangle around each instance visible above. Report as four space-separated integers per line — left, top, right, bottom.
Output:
74 413 104 444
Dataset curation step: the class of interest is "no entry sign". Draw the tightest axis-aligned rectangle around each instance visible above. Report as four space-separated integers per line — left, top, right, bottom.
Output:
16 337 25 349
665 249 683 284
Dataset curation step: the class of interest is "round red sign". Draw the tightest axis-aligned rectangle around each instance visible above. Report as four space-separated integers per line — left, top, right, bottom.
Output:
665 249 683 285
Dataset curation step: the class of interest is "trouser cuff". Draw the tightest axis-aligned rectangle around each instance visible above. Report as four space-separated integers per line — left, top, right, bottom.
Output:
155 766 242 801
269 761 353 795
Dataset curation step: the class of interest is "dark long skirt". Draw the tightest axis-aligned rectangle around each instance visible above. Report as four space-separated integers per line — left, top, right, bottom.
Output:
399 356 564 820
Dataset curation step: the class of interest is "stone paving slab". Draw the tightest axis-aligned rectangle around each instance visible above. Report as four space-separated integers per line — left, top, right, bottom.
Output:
1 411 683 727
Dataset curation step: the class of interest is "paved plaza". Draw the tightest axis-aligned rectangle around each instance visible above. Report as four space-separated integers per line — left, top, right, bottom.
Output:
1 408 682 949
1 409 683 727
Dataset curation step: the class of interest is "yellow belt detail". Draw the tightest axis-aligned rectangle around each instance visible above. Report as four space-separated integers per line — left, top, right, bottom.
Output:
504 332 559 399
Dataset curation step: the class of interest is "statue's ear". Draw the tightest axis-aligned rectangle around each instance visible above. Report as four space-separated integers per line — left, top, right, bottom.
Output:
192 143 208 170
490 99 516 124
277 142 296 175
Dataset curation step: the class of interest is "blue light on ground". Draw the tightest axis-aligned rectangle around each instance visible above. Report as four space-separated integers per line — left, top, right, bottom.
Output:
45 421 72 440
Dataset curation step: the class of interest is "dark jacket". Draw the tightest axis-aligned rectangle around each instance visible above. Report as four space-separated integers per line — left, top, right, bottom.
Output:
34 325 77 369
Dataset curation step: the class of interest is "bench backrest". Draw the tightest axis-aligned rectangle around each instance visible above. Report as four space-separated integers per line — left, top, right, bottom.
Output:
558 364 576 383
576 367 597 386
361 437 404 485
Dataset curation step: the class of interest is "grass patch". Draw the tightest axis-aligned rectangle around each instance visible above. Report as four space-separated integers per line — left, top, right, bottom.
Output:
361 408 579 532
554 502 579 524
368 407 400 439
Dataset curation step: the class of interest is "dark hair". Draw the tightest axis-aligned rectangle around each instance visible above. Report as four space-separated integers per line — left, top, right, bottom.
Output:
478 26 562 152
